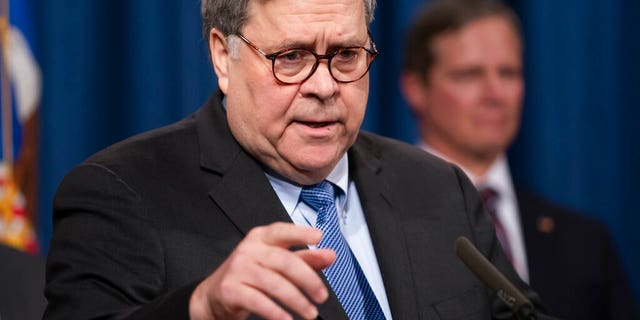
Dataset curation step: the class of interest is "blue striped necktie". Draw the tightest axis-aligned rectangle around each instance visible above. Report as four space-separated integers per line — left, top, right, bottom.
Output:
300 181 385 320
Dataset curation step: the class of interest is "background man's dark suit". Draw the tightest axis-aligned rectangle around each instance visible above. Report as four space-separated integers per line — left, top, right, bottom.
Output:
45 91 547 319
517 190 638 319
0 244 46 320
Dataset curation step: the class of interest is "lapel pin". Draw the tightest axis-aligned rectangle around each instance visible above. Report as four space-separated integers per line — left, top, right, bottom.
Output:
536 216 555 234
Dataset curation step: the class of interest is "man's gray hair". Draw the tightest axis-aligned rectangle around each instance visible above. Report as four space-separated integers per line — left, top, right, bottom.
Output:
201 0 377 41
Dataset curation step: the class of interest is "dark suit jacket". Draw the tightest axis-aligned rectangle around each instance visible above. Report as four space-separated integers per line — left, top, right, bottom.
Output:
0 244 46 320
45 91 549 319
517 190 638 319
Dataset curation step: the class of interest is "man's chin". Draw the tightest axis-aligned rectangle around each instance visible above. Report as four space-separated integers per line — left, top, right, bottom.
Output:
282 160 339 185
469 145 504 161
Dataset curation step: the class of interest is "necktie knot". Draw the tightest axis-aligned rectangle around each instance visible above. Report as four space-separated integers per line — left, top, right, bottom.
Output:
300 180 336 212
478 187 499 216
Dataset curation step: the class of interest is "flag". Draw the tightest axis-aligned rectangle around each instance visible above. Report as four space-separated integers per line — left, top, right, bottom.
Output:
0 0 41 254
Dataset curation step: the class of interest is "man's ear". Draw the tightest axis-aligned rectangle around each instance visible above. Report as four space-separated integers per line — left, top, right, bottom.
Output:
209 29 231 94
400 71 429 116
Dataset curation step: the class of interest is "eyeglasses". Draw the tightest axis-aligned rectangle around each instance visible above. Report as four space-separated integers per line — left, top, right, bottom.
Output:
235 32 379 84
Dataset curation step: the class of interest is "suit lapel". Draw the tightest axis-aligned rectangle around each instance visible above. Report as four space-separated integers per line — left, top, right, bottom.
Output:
196 90 291 234
208 154 293 233
349 134 418 319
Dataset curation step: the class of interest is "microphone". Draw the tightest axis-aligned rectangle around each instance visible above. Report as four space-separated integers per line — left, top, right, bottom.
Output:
455 236 535 319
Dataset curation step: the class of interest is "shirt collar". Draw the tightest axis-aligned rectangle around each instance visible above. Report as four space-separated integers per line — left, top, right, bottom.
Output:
478 156 516 200
265 154 350 215
325 154 349 197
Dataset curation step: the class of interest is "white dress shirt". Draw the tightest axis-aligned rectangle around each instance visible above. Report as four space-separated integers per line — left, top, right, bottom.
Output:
419 143 529 282
266 154 393 319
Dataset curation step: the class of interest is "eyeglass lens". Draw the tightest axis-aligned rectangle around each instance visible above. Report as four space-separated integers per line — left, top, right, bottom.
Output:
273 48 372 84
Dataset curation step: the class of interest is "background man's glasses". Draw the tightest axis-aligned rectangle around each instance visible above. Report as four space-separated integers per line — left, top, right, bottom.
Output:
236 33 379 84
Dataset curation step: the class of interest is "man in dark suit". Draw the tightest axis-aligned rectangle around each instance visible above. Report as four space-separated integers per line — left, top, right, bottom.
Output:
0 244 46 320
44 0 555 319
400 0 638 318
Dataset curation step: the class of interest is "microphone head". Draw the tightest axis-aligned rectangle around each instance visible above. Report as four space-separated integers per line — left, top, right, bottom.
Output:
455 236 533 314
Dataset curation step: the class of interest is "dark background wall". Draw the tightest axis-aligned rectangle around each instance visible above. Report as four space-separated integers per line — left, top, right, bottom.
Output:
32 0 639 306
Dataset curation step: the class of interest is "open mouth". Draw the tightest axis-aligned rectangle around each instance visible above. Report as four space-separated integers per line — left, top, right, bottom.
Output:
299 121 332 128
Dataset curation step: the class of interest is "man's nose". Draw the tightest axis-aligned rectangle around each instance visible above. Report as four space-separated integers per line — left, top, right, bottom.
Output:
482 72 509 102
299 61 338 100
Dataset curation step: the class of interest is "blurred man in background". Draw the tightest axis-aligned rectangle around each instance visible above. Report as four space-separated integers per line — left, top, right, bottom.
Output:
400 0 638 318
